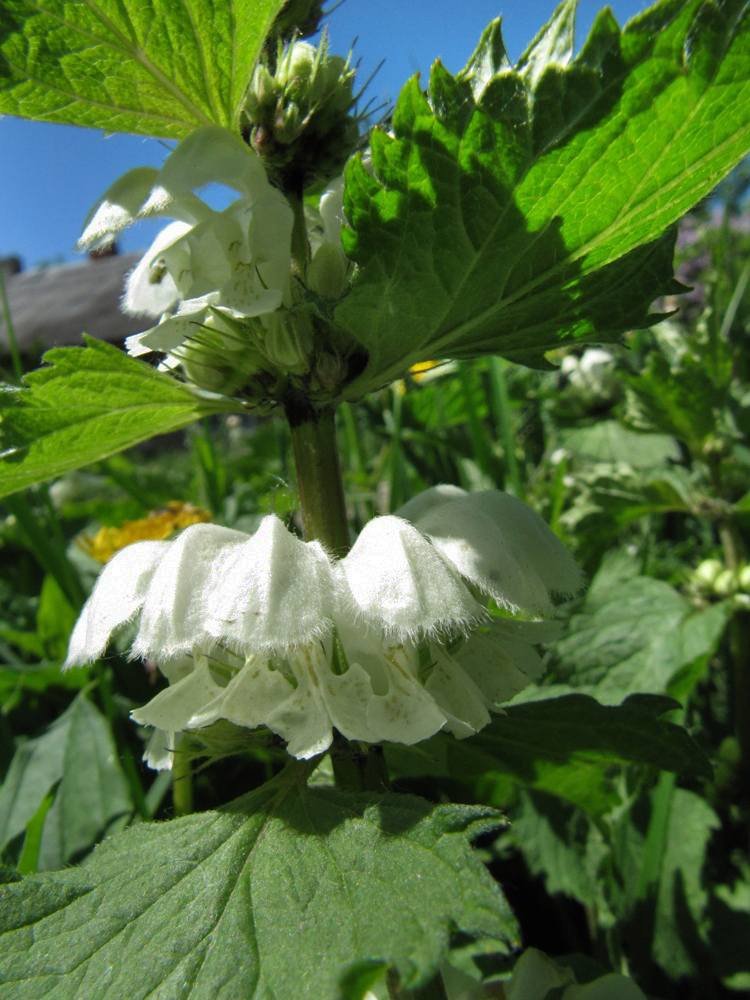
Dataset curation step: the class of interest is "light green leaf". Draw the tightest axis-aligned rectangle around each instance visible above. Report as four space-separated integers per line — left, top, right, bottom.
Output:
649 788 719 979
0 336 244 498
16 788 56 876
338 0 750 394
625 349 725 452
549 567 730 702
559 422 680 468
0 0 285 136
0 766 518 998
0 692 132 869
501 790 599 904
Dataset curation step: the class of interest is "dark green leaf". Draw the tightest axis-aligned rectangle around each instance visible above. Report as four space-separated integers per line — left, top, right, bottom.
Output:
0 692 132 869
0 337 244 498
338 0 750 393
387 693 710 816
0 766 518 998
0 0 285 136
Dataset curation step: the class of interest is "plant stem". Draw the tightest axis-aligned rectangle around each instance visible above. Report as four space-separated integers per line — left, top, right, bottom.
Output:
286 399 350 555
287 192 310 279
286 397 450 1000
487 356 523 497
172 737 194 817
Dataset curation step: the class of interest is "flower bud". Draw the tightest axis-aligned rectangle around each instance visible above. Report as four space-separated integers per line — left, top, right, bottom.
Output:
307 242 350 299
178 319 264 394
241 36 361 187
692 558 725 591
714 568 739 597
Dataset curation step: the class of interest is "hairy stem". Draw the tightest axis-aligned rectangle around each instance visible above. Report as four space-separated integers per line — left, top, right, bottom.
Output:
286 401 350 555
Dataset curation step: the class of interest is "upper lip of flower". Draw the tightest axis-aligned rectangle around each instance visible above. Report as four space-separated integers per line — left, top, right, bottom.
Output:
77 126 295 362
65 487 581 761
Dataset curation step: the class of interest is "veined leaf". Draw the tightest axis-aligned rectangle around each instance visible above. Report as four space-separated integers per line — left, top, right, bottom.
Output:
0 336 244 498
338 0 750 394
0 766 518 998
0 0 285 136
0 693 132 869
386 693 711 817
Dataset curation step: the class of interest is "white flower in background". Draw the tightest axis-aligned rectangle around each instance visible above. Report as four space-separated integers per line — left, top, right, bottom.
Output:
78 126 294 360
65 487 582 767
560 347 619 404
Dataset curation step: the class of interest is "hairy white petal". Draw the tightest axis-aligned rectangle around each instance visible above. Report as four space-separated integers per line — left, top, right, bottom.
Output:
203 515 337 651
335 623 448 744
124 297 213 356
319 174 345 247
469 491 583 598
78 167 159 249
122 221 190 317
131 657 225 731
153 126 270 200
65 541 167 666
132 523 250 660
210 647 335 759
142 728 176 771
454 624 547 704
415 490 583 614
362 645 448 744
340 515 483 638
424 646 492 737
395 484 467 524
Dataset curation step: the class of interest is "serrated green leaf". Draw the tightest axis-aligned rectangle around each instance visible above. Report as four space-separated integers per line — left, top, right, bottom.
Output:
0 766 518 998
502 790 598 904
0 0 285 136
549 568 730 701
387 693 710 816
625 350 725 451
627 787 720 980
337 0 750 394
0 336 243 498
559 422 680 468
0 692 132 869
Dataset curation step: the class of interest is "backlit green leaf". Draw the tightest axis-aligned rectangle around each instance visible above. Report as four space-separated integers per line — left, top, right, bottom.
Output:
0 0 285 135
338 0 750 394
0 336 244 498
387 693 710 816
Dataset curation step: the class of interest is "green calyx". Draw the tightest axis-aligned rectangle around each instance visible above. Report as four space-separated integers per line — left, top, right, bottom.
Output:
241 34 361 189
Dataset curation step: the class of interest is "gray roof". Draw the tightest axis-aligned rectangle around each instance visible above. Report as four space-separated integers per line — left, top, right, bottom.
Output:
0 252 147 356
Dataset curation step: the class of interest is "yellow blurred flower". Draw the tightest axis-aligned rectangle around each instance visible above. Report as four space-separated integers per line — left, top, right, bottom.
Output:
395 360 450 395
80 502 212 563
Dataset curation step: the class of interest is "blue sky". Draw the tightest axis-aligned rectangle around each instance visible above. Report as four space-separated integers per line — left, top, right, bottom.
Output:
1 0 648 268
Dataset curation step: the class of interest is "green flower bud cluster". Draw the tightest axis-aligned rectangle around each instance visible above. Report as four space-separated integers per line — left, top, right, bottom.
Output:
691 558 750 608
241 36 361 189
175 305 317 400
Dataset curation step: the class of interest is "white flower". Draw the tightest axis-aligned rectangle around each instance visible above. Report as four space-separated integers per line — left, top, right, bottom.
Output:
65 488 581 766
79 127 294 360
560 347 619 403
